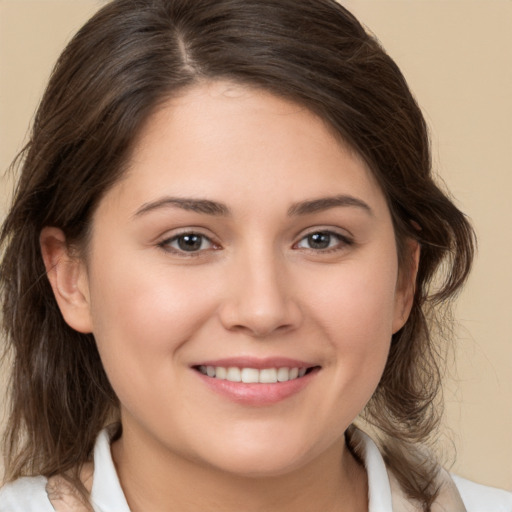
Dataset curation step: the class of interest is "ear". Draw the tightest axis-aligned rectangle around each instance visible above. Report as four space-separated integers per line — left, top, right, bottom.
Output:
392 239 420 334
40 227 93 333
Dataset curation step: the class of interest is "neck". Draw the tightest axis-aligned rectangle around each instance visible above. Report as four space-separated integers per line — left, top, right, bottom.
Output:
111 424 368 512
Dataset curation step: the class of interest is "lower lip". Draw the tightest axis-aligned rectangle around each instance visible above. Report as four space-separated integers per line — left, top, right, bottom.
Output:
194 369 319 406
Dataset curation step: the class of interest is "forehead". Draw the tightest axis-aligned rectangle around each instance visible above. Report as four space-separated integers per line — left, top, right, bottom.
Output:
102 81 388 219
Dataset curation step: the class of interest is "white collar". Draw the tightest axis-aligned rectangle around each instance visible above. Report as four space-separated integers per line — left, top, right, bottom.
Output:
90 427 131 512
349 428 394 512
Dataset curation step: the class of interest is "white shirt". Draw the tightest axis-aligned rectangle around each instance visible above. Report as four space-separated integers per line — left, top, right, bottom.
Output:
1 428 511 512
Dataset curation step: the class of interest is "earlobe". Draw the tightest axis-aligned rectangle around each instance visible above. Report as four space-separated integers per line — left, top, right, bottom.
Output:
40 227 93 334
392 239 420 334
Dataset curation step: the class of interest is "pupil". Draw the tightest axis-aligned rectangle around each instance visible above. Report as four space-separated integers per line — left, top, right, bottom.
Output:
178 234 202 251
308 232 330 249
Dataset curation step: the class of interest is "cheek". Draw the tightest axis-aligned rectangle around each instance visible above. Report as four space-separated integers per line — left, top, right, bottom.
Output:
301 248 399 403
85 252 219 391
90 252 214 333
305 250 399 344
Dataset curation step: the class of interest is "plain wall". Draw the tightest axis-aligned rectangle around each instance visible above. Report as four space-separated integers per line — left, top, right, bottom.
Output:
1 0 511 490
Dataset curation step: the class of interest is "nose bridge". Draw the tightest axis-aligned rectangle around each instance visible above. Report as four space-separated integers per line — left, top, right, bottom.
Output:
219 242 300 337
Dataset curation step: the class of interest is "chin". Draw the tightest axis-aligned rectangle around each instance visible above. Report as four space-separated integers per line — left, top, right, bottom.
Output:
210 453 309 479
195 433 326 479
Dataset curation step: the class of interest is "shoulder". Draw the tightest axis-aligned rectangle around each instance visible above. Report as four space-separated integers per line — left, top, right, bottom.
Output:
349 427 512 512
0 476 55 512
452 474 512 512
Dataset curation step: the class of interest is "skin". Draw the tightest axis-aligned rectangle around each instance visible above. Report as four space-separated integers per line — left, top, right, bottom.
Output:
41 81 418 512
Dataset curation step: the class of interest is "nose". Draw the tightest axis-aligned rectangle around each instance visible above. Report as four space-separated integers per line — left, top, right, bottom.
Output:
218 251 302 338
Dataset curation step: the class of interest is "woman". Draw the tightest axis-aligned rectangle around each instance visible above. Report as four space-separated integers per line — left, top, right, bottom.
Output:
0 1 511 511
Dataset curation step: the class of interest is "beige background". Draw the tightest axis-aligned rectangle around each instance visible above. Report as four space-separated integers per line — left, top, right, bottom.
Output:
1 0 511 490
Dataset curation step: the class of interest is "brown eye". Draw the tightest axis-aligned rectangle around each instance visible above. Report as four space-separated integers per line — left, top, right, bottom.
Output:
177 234 204 251
306 232 332 249
295 231 352 251
160 233 215 253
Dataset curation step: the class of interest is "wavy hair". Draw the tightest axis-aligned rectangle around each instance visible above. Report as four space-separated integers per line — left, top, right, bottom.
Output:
1 1 475 509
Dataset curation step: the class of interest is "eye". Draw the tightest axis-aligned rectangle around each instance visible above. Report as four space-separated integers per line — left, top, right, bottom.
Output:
160 233 216 254
295 231 351 251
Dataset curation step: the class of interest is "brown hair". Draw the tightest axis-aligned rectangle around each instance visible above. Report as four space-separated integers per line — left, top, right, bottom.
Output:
0 0 475 509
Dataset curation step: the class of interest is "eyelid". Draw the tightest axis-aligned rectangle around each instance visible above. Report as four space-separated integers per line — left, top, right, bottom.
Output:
292 228 354 252
157 229 221 256
155 226 353 256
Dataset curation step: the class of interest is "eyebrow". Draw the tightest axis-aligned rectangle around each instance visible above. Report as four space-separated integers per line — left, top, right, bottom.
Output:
134 197 230 217
133 194 373 218
287 195 373 217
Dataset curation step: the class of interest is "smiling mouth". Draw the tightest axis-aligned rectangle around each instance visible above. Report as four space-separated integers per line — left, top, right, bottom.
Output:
194 365 318 384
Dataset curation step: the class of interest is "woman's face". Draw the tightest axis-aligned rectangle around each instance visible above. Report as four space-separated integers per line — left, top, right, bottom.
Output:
54 82 415 476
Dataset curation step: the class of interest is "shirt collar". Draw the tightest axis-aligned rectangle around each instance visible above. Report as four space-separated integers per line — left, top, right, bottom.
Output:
90 427 131 512
348 428 394 512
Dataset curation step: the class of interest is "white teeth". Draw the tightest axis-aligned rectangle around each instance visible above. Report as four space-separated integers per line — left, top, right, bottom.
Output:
277 367 289 382
197 365 311 383
226 367 241 382
215 366 227 379
259 368 277 383
241 368 259 383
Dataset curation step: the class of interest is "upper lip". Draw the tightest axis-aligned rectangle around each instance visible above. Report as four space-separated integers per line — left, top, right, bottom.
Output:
191 357 318 370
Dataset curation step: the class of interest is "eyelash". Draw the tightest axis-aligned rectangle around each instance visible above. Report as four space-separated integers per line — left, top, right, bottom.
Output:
158 231 219 256
158 229 353 257
293 230 353 253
